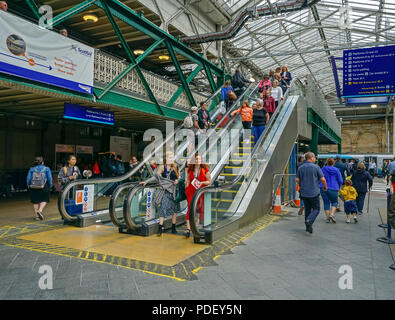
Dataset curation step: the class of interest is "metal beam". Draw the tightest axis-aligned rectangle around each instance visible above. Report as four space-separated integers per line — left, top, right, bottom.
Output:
165 41 196 107
97 38 165 100
376 0 386 42
94 0 224 77
100 0 163 115
48 0 98 27
203 63 217 94
24 0 40 19
166 65 202 108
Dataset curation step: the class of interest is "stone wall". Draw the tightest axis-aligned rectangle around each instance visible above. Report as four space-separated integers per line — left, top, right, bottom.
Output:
318 118 393 154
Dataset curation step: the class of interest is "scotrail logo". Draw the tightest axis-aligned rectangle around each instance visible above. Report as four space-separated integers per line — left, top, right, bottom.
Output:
71 44 92 57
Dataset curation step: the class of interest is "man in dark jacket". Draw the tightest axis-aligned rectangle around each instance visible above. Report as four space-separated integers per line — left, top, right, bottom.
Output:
232 68 251 97
197 101 211 132
334 155 350 212
351 162 373 215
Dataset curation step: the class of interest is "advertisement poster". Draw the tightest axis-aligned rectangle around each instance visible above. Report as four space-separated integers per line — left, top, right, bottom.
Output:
110 136 131 163
0 11 94 94
82 184 94 213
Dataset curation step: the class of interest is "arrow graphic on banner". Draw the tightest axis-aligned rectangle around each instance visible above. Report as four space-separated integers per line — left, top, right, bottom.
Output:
0 51 52 70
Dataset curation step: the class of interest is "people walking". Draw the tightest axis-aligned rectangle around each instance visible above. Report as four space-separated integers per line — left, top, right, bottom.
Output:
221 80 234 111
334 155 349 211
296 152 328 234
339 179 359 224
351 162 373 215
368 160 376 178
320 158 343 223
296 155 307 216
27 156 53 220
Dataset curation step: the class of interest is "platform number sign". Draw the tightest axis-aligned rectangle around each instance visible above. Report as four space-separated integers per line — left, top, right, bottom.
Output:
83 185 94 213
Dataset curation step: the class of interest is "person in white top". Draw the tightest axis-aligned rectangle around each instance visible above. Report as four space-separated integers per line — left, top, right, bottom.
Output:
368 161 376 177
271 80 284 109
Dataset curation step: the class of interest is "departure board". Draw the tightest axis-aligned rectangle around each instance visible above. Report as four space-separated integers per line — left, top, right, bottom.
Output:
343 45 395 98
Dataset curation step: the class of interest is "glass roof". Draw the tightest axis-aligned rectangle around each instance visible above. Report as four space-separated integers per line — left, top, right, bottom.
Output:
223 0 395 104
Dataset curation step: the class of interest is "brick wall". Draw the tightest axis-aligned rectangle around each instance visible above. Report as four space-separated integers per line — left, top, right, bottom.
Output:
318 118 393 154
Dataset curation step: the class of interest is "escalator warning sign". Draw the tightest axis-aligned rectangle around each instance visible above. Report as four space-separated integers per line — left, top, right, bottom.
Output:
146 190 152 220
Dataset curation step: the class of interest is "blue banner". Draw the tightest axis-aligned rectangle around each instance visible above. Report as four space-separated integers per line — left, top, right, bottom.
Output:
343 45 395 98
64 103 114 126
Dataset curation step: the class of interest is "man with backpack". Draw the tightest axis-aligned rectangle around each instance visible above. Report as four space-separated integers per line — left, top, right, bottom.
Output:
232 68 252 97
27 156 53 220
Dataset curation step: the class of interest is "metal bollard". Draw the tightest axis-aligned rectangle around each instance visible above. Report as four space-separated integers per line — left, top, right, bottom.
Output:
376 188 395 245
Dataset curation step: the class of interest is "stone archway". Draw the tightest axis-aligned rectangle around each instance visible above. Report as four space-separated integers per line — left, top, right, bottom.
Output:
356 132 381 153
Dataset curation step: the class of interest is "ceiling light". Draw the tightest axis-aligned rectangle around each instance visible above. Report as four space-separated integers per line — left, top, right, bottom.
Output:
371 104 377 108
158 55 170 61
83 14 99 23
133 49 144 56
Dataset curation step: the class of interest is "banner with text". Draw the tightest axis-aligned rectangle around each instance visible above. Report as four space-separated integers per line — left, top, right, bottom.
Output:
0 11 94 94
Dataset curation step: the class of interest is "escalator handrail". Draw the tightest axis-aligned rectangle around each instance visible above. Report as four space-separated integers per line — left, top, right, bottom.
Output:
122 83 261 230
189 80 304 240
108 181 140 227
58 85 228 221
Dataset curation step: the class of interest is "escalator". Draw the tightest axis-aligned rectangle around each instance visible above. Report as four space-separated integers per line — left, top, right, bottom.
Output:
188 80 305 243
120 84 262 236
57 84 255 227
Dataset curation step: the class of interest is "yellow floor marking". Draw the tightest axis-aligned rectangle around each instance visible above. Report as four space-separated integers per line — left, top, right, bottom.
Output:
18 224 210 267
0 240 186 282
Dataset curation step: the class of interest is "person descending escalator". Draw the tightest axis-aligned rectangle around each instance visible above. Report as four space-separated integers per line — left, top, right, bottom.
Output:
231 100 253 144
232 68 252 98
185 153 211 238
140 152 180 236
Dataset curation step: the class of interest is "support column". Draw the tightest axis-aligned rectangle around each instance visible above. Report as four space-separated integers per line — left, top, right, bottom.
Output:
337 143 342 154
310 125 318 156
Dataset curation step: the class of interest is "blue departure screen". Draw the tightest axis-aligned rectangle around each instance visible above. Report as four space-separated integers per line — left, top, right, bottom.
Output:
343 45 395 98
64 103 114 125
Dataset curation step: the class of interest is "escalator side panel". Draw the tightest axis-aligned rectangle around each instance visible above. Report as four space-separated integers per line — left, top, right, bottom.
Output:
206 97 300 243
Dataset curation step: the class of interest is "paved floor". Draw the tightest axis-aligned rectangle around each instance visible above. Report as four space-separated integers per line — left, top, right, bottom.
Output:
0 179 394 300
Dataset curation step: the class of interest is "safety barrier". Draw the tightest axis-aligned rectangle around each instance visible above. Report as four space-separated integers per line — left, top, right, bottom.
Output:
377 188 395 270
94 51 208 110
271 174 298 213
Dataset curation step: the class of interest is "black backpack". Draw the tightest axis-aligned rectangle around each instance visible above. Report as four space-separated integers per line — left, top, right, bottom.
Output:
29 166 47 189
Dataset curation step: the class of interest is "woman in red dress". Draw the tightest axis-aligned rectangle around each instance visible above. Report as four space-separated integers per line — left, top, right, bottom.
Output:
185 153 211 238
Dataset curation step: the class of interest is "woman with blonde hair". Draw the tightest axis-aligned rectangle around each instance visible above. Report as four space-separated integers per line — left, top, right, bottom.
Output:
141 152 180 235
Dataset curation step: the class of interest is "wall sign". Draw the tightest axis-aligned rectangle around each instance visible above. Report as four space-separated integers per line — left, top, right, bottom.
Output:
343 45 395 97
64 103 114 125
